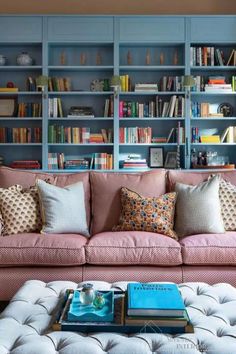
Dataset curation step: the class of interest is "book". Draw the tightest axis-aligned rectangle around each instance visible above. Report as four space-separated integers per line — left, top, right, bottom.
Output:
200 135 220 143
127 283 186 317
125 309 189 326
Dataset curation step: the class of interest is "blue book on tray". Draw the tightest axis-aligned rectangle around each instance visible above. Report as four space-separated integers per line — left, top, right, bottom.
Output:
67 290 114 322
127 283 185 317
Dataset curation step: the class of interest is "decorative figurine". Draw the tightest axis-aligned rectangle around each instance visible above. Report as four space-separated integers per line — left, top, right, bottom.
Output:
60 51 66 65
145 49 151 65
80 283 95 305
96 52 102 65
127 50 132 65
93 291 105 309
160 52 164 65
16 52 33 66
0 55 7 66
80 52 86 65
173 50 178 65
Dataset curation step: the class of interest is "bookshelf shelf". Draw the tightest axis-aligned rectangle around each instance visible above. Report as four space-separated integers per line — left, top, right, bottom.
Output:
48 143 114 146
48 117 113 121
119 91 185 96
0 92 42 96
191 117 236 120
0 117 42 120
120 117 185 121
191 66 236 71
192 143 236 146
48 91 113 96
120 65 185 71
119 143 184 146
0 65 42 71
48 65 114 71
191 92 236 96
0 143 42 146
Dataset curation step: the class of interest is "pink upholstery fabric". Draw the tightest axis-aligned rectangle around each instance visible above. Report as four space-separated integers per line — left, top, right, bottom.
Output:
182 266 236 287
0 233 87 266
167 170 236 191
0 167 91 226
83 265 182 283
86 231 182 265
180 232 236 265
90 170 166 235
0 266 83 300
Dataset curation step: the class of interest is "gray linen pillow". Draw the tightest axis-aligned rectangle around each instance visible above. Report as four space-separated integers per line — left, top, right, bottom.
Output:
36 179 89 237
174 175 225 237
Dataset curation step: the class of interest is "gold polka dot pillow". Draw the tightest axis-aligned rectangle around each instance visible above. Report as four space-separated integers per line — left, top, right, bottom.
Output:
0 185 42 236
113 187 177 239
219 178 236 231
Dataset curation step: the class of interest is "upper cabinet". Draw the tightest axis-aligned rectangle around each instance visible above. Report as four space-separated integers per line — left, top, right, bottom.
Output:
0 17 43 42
47 17 114 42
190 17 236 42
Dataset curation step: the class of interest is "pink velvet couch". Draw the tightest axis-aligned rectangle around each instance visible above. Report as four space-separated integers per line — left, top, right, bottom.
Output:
0 166 235 300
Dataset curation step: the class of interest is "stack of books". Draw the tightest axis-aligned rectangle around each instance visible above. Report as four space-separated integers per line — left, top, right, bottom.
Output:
205 76 232 93
10 160 40 169
64 159 90 170
122 154 148 169
134 83 158 92
125 283 191 332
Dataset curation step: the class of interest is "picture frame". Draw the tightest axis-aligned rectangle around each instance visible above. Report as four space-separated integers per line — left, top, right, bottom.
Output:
0 96 17 117
149 147 164 168
164 152 178 169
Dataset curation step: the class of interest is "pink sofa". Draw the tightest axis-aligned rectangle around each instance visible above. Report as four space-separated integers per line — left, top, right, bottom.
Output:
0 167 235 300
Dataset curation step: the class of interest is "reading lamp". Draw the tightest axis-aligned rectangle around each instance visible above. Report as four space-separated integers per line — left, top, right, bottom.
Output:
183 75 195 98
110 75 121 97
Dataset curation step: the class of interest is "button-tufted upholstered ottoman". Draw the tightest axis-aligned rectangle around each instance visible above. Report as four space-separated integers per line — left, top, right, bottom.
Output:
1 281 236 354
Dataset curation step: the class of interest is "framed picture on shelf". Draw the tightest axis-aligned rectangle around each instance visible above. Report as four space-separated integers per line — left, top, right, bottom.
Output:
149 147 164 168
0 96 17 117
164 152 177 169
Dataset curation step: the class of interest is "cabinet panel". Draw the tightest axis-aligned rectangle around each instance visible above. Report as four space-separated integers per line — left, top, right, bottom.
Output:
191 17 236 42
0 17 42 42
119 17 185 42
48 17 114 42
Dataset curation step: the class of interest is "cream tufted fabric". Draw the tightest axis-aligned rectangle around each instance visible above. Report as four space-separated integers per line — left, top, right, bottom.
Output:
1 281 236 354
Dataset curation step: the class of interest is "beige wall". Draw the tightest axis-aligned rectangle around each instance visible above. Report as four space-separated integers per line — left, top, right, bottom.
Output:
0 0 236 15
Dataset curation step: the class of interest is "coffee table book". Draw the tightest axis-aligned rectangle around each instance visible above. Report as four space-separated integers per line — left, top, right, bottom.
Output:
52 289 193 334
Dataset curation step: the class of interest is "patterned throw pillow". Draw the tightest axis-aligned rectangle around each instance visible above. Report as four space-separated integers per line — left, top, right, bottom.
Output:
219 178 236 231
113 187 177 239
0 185 42 236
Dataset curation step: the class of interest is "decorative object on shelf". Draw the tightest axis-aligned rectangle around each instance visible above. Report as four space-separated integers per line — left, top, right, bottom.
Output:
60 51 66 65
164 152 178 169
149 147 164 168
80 52 86 65
183 75 195 98
127 50 132 65
0 55 7 66
110 75 121 98
80 284 95 305
90 79 104 92
217 102 233 117
96 52 102 65
0 96 17 117
36 75 48 92
16 52 33 66
173 50 178 65
160 52 164 65
145 49 151 65
6 82 15 88
93 291 106 309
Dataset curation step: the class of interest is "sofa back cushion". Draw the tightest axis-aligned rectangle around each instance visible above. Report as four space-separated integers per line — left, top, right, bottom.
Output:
90 170 166 235
167 170 236 191
0 167 91 226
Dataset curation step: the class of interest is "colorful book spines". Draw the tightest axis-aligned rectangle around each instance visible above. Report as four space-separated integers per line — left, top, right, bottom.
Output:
94 153 113 170
0 127 41 143
17 103 42 117
119 127 152 143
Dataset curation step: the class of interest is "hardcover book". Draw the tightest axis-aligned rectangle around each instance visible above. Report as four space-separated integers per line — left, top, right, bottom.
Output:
127 283 186 317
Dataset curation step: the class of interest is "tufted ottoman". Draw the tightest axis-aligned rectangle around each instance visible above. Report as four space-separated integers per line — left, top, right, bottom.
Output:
1 281 236 354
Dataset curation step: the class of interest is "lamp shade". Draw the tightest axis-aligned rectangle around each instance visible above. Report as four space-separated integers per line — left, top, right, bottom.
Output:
183 75 195 88
110 75 121 87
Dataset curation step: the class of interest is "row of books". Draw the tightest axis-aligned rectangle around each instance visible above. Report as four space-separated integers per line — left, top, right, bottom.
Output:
119 127 152 144
191 126 236 143
190 46 236 66
191 75 236 92
48 152 113 170
48 77 72 92
0 127 42 143
48 125 113 144
48 98 64 117
9 160 41 169
191 102 224 118
17 103 42 118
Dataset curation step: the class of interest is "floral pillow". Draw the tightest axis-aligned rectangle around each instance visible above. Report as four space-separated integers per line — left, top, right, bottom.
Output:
113 187 177 239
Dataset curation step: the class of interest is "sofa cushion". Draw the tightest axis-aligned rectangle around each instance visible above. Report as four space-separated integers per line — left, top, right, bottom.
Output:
219 178 236 231
167 170 236 191
180 232 236 265
0 166 91 226
113 187 177 239
0 233 87 266
85 231 182 265
90 170 166 235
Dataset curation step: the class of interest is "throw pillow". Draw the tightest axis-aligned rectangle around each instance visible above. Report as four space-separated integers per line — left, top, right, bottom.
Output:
113 187 177 239
0 185 42 236
36 179 89 236
174 175 225 237
219 178 236 231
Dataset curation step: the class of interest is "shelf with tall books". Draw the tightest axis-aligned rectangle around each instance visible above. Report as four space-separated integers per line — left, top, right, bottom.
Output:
189 43 236 168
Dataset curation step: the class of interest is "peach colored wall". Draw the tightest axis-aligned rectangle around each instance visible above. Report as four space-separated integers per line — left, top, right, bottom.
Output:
0 0 235 15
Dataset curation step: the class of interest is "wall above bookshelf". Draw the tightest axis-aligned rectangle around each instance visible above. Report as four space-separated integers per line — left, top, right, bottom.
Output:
0 15 235 171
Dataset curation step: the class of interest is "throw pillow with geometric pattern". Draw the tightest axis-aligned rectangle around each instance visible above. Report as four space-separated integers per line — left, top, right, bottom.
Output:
219 178 236 231
113 187 177 239
0 185 42 236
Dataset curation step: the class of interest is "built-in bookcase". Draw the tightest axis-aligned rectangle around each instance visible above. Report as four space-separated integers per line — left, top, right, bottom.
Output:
0 15 236 171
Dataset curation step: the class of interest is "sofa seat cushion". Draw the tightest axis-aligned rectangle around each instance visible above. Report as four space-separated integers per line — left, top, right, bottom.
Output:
86 231 182 265
0 233 87 266
180 232 236 265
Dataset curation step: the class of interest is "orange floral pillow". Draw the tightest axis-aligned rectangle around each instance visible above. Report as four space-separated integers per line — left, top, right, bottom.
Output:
113 187 177 239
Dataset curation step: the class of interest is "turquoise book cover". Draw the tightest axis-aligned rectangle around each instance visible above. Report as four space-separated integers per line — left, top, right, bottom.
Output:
127 283 186 317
